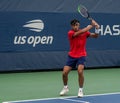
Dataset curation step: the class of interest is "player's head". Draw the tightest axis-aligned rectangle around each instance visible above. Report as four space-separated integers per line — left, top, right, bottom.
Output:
70 19 80 31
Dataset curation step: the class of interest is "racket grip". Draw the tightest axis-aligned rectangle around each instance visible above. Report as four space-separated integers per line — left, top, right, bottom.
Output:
88 17 92 21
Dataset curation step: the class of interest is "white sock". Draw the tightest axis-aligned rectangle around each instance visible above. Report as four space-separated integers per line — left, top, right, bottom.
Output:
64 85 68 88
79 88 83 91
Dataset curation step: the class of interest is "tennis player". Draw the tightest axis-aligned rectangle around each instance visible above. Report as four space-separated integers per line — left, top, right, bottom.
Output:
60 19 100 97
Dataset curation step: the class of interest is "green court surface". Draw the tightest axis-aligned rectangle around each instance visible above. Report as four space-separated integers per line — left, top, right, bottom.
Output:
0 68 120 103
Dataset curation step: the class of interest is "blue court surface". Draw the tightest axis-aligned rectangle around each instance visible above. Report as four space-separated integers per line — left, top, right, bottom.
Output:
3 92 120 103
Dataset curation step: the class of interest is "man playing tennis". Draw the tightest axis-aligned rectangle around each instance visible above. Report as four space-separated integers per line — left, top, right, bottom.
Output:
60 19 99 97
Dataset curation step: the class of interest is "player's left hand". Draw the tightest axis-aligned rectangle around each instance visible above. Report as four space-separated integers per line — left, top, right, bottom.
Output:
95 24 100 29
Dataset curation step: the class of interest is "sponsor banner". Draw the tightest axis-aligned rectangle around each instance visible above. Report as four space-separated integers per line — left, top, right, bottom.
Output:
87 13 120 51
0 12 70 52
0 12 120 52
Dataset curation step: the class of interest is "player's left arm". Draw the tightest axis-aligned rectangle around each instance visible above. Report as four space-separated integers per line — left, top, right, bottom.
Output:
89 33 99 38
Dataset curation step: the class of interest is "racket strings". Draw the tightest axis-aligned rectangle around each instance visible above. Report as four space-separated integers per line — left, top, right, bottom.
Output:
78 5 90 19
80 8 88 18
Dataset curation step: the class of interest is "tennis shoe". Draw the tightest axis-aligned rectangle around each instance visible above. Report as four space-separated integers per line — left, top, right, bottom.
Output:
78 89 83 98
60 87 69 96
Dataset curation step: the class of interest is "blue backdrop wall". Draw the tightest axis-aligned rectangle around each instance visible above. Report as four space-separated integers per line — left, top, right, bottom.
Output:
0 0 120 71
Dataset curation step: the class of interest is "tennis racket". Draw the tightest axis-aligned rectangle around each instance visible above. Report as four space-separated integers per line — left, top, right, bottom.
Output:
77 4 92 21
77 4 100 31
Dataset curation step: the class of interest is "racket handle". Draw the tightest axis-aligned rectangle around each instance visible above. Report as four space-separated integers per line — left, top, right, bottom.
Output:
88 17 92 21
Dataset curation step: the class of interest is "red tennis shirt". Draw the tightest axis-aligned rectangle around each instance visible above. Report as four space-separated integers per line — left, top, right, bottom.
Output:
68 30 90 58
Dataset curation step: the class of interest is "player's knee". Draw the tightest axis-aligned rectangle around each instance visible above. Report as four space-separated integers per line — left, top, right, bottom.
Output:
62 66 71 76
62 71 68 77
62 69 69 77
78 69 84 75
78 65 84 74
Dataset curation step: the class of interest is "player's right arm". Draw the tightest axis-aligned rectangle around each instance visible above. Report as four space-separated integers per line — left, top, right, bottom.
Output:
73 19 99 37
73 25 93 37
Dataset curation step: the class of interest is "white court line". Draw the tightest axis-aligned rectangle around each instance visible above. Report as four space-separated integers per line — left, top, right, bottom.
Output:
61 98 89 103
84 92 120 97
2 92 120 103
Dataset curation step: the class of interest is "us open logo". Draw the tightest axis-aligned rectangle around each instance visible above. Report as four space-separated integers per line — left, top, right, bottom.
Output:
14 19 53 47
23 19 44 32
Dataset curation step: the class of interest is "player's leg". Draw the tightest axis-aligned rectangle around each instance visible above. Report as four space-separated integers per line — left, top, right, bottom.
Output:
62 66 72 86
78 64 84 88
78 64 84 97
60 66 72 96
60 55 76 96
77 56 86 97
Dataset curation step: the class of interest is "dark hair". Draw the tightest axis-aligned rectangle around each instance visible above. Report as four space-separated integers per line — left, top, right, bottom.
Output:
70 19 80 25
